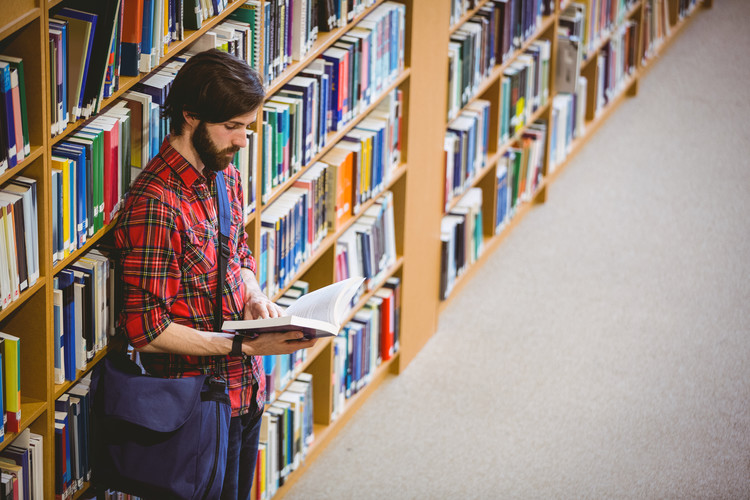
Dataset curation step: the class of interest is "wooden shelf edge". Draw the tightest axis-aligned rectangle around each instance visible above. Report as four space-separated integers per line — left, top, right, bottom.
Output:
449 0 493 36
53 217 119 275
263 69 410 208
53 347 110 400
0 279 45 324
0 398 47 452
0 8 40 43
0 146 45 185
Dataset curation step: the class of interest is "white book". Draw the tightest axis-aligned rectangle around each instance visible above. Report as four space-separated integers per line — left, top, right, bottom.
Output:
223 277 364 338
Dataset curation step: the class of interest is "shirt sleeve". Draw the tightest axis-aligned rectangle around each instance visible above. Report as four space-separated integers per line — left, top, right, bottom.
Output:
114 195 182 348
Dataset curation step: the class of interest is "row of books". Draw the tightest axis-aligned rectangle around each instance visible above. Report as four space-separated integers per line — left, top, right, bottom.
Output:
572 0 639 59
0 429 44 500
0 56 31 173
53 249 114 384
594 20 638 117
256 372 314 499
334 191 398 291
189 3 262 72
0 177 39 311
47 0 236 133
451 0 557 30
447 0 550 120
495 120 547 229
499 39 551 143
258 91 402 299
55 376 92 500
641 0 671 62
549 77 587 173
332 276 400 419
3 180 39 307
440 188 484 300
444 100 491 210
0 331 21 436
259 1 405 202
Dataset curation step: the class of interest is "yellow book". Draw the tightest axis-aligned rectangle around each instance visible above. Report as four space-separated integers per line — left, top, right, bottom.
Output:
0 201 19 302
52 156 72 258
0 332 21 432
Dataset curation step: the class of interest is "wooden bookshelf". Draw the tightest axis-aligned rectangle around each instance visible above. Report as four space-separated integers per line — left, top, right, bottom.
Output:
0 0 711 498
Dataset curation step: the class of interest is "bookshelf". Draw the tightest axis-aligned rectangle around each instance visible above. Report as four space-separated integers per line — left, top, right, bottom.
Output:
0 0 710 498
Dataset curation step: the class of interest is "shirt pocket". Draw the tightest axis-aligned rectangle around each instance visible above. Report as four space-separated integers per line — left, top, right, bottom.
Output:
182 219 216 277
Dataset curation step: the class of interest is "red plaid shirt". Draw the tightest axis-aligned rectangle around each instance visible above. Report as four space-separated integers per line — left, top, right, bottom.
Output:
114 137 265 416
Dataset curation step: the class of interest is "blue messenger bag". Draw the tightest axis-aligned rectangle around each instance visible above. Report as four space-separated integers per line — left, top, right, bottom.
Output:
91 171 234 499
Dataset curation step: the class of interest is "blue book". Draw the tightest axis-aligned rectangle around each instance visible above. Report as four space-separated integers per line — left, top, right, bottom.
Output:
53 143 88 248
140 0 154 71
0 62 17 168
0 443 31 500
55 8 98 117
259 229 267 294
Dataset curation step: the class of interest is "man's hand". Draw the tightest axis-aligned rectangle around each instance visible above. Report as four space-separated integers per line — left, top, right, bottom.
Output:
241 330 317 356
243 292 284 320
241 267 283 320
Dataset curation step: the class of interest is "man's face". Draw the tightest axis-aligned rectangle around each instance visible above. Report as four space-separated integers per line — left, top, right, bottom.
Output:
192 110 257 172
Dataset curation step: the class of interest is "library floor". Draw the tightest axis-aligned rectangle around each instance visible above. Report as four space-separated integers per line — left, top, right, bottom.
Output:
285 1 750 498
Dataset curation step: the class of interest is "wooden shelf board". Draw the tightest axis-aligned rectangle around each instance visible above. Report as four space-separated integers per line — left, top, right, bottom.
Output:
0 7 40 42
263 69 410 208
265 0 388 95
53 347 110 400
0 278 45 324
0 145 44 185
0 398 47 453
270 353 399 498
53 218 119 275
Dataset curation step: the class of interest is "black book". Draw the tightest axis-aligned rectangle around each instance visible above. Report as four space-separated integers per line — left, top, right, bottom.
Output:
56 0 121 115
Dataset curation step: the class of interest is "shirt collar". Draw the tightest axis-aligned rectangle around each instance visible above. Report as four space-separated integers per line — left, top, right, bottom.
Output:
159 136 215 187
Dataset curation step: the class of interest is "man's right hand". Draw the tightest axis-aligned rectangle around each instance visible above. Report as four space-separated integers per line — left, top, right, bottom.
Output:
241 330 317 356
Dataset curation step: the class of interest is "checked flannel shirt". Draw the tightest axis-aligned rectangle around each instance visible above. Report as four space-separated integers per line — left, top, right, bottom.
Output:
114 137 265 416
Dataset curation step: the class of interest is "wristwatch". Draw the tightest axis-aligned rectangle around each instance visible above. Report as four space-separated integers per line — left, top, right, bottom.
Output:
230 335 246 358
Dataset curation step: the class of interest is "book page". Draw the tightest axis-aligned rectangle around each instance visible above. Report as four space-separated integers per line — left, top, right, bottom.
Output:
285 277 364 326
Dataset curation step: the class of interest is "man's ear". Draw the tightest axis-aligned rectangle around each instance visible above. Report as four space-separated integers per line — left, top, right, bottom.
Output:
183 110 200 132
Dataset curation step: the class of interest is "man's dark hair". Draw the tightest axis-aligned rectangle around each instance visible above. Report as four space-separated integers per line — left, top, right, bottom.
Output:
163 49 265 135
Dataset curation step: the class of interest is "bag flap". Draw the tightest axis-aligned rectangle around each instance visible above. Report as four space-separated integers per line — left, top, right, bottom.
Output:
100 356 206 432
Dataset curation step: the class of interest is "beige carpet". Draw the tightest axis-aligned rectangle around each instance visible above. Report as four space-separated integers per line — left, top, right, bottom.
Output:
284 1 750 498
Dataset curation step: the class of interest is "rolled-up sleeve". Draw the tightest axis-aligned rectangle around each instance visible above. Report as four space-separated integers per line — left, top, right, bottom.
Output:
114 195 182 348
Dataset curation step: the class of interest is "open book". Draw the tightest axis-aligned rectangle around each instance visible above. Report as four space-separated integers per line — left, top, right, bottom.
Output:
222 277 365 339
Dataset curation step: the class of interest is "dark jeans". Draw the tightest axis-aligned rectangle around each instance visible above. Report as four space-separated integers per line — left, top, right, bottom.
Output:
220 408 264 500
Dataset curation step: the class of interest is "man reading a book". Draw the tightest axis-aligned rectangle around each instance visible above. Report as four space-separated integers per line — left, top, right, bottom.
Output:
113 49 315 499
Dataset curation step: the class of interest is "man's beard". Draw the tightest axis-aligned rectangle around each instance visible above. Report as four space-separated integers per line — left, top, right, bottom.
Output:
192 120 240 172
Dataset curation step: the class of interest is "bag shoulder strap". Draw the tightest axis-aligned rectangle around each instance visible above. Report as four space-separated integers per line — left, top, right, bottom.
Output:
215 171 231 333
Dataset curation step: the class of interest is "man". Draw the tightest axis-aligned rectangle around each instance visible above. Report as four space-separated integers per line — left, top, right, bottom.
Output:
114 49 315 499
